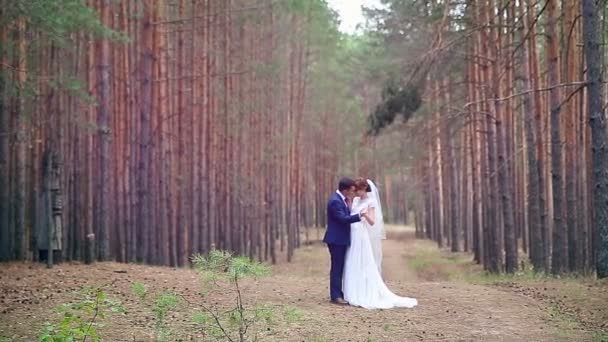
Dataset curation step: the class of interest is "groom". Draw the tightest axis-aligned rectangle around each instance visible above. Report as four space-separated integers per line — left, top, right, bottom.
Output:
323 177 365 305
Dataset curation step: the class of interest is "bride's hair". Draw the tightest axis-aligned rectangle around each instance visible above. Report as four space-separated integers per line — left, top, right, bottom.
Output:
354 178 372 192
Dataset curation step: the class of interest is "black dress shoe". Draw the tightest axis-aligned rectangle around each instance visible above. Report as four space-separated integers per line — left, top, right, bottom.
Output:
331 298 349 305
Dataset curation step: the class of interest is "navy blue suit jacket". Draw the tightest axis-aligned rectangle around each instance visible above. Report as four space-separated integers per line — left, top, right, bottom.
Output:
323 192 361 246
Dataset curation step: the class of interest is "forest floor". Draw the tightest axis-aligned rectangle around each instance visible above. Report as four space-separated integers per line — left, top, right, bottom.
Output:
1 225 607 341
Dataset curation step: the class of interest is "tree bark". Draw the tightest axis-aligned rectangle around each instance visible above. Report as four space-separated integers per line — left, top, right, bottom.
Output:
494 0 516 273
137 0 154 263
97 0 111 261
0 7 10 261
582 0 608 278
14 18 28 260
547 0 567 275
521 1 543 271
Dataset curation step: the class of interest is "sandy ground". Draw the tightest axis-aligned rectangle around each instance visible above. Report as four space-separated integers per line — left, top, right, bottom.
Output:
0 226 600 341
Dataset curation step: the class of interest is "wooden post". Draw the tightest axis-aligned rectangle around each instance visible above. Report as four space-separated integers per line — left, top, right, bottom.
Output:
49 152 63 268
46 158 54 268
38 149 53 268
39 149 63 268
85 233 95 264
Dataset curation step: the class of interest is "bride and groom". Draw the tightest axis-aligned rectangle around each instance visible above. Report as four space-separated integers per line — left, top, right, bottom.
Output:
323 177 418 309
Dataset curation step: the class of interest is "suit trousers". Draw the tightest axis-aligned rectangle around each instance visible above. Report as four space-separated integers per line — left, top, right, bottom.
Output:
328 244 347 300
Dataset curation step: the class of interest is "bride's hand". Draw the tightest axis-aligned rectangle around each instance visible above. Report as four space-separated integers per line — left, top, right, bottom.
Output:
361 208 375 225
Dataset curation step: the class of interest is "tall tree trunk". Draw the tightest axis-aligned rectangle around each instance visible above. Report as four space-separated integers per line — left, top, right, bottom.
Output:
137 0 154 263
521 2 543 271
14 18 28 260
582 0 608 278
481 0 502 273
190 0 199 257
494 0 517 273
444 78 460 253
176 0 188 267
97 0 111 261
0 7 10 261
562 0 580 272
527 0 549 272
547 0 567 275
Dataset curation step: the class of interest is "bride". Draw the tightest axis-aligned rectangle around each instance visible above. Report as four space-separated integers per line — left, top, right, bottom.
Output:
343 178 418 309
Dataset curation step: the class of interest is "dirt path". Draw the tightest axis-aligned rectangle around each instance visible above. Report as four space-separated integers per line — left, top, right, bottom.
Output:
265 226 591 341
0 226 594 341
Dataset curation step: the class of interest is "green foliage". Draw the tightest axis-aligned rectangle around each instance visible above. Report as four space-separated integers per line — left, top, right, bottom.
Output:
131 283 182 342
281 0 308 12
153 292 181 323
230 256 271 280
546 303 584 340
404 239 475 281
465 271 534 286
192 302 303 342
282 306 303 323
131 282 147 300
368 80 422 136
2 0 126 128
361 0 466 163
38 286 124 342
593 331 608 342
152 292 182 341
190 250 298 342
310 337 331 342
132 250 290 342
191 250 271 284
192 311 229 340
48 76 97 105
253 305 275 325
3 0 127 46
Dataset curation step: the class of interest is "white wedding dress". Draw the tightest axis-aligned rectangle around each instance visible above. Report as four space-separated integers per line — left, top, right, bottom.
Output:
343 180 418 310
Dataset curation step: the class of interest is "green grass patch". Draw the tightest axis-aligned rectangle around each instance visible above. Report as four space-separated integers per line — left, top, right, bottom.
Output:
593 331 608 342
404 240 475 281
405 239 608 340
406 241 596 286
310 336 331 342
546 304 581 340
463 266 600 292
464 268 545 285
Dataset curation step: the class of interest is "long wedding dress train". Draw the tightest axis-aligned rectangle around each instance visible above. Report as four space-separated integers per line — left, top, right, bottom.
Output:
343 186 417 310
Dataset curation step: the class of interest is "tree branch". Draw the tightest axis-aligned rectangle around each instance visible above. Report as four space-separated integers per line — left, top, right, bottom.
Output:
463 81 588 108
175 292 235 342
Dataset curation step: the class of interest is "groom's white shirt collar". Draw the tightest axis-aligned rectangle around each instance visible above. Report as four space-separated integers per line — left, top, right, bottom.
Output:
336 190 346 202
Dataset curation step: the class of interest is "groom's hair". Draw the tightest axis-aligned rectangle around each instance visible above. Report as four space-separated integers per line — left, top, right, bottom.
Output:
338 177 356 191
